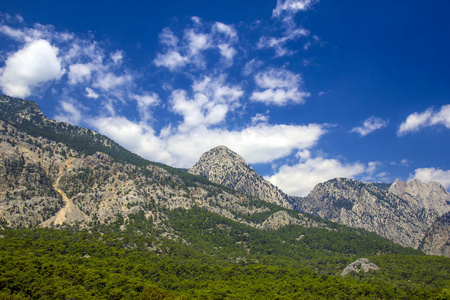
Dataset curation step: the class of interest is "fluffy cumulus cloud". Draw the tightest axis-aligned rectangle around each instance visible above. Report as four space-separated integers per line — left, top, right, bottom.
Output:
266 150 365 196
0 39 65 97
170 75 243 130
398 104 450 135
409 167 450 190
351 116 388 136
250 68 309 105
90 116 326 168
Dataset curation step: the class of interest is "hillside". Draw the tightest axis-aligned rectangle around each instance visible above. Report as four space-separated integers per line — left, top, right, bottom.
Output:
0 95 449 298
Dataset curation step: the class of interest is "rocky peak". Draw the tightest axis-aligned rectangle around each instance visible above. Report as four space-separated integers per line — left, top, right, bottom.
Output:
299 177 439 248
389 179 450 215
188 146 292 208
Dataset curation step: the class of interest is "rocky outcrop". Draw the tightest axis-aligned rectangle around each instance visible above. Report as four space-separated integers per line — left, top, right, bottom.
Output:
419 212 450 257
341 258 379 276
297 178 439 248
389 179 450 216
188 146 292 208
255 210 333 231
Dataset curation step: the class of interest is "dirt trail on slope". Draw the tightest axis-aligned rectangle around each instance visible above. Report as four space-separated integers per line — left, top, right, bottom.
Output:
50 158 88 226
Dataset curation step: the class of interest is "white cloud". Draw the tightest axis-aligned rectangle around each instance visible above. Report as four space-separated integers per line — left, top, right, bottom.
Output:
257 27 309 57
154 20 238 71
171 75 243 131
0 25 26 41
0 39 65 97
90 115 326 168
93 73 132 91
159 27 179 47
54 99 84 125
252 112 270 124
272 0 317 20
85 87 99 99
250 68 309 105
130 92 160 122
243 59 264 76
266 150 365 196
110 50 124 65
185 30 211 56
398 104 450 135
409 167 450 190
68 63 94 85
153 50 188 71
90 116 173 164
351 116 388 136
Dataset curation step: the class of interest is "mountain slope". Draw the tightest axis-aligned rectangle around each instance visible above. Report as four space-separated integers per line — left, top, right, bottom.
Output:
188 145 292 208
296 178 440 248
419 212 450 257
389 178 450 215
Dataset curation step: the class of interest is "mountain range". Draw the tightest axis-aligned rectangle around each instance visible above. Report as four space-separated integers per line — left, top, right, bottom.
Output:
1 94 449 258
1 95 450 298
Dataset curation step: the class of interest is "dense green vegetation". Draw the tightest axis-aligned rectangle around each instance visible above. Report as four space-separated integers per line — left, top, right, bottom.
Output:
0 226 449 299
1 208 448 299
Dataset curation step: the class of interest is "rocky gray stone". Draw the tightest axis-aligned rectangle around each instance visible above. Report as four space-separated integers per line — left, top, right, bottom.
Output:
341 258 379 276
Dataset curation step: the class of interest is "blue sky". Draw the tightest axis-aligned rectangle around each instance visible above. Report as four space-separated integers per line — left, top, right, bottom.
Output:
1 0 450 196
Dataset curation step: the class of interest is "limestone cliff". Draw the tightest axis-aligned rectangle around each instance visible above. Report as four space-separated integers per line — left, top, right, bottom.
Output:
297 178 439 248
419 212 450 257
389 179 450 216
188 146 292 209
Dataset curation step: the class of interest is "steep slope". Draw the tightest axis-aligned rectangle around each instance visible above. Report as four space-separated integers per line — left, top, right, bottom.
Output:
188 145 292 208
419 212 450 257
296 178 439 248
0 96 334 233
389 178 450 215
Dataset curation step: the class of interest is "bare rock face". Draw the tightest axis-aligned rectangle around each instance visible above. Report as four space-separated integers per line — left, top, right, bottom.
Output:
419 212 450 257
341 258 379 276
188 146 292 209
298 178 439 248
389 179 450 216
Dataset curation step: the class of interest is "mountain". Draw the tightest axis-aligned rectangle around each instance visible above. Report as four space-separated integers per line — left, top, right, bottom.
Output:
187 144 449 250
1 95 450 299
295 178 442 248
419 212 450 257
188 145 292 209
389 178 450 215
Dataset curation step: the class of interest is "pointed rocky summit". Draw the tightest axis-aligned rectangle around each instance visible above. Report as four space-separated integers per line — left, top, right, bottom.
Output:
188 146 292 208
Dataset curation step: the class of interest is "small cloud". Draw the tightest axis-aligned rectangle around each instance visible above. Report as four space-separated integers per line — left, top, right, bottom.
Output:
131 92 161 123
272 0 317 21
251 112 270 125
242 59 264 76
397 104 450 135
85 87 99 99
400 159 410 166
110 50 123 64
351 116 388 136
54 98 85 125
250 67 309 106
153 50 188 71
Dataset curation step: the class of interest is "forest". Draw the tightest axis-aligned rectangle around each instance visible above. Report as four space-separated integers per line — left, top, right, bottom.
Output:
0 208 449 299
